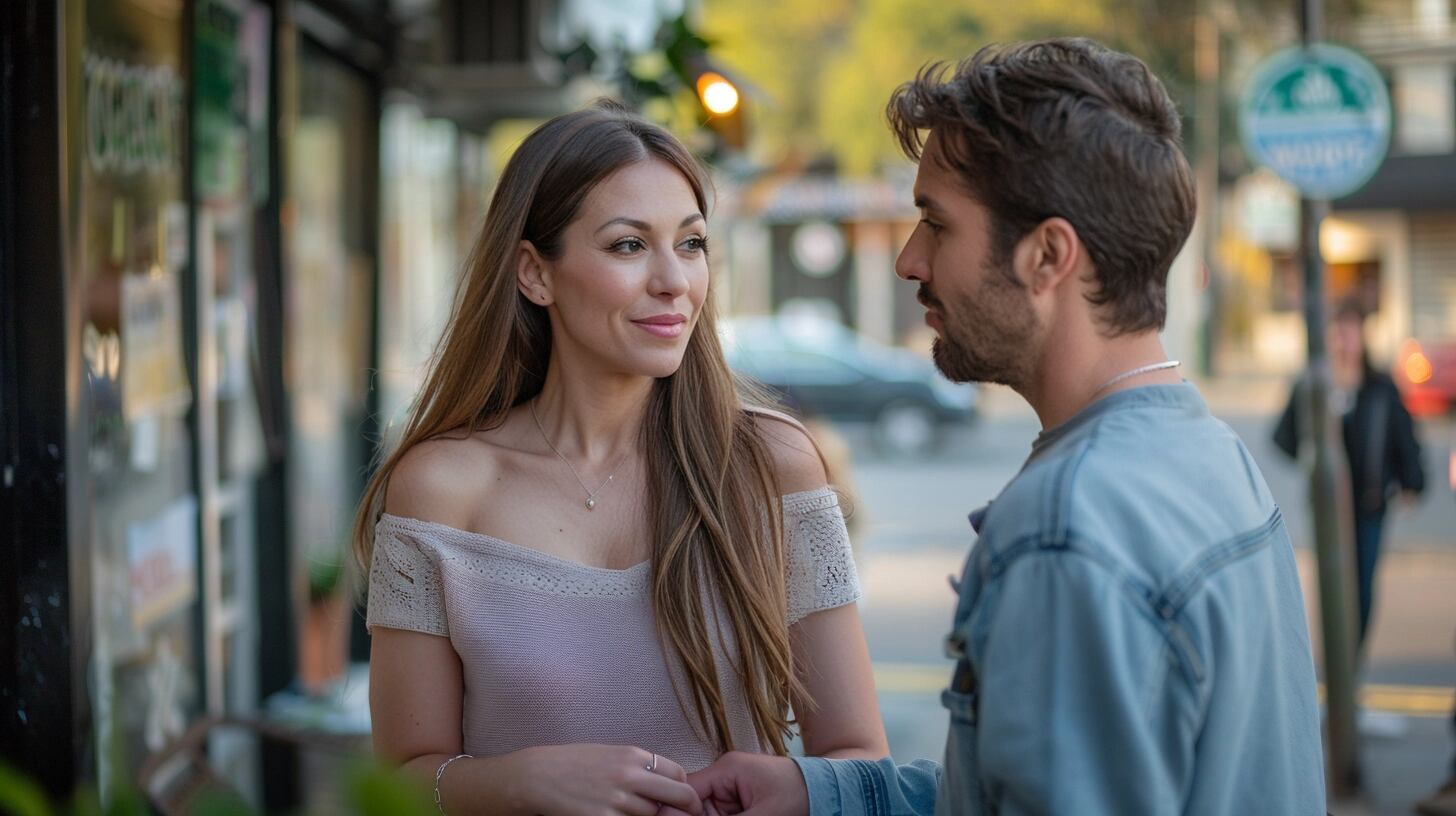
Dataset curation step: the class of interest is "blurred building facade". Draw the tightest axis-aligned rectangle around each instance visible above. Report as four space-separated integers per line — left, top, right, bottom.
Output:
716 173 920 346
1218 0 1456 385
0 0 679 808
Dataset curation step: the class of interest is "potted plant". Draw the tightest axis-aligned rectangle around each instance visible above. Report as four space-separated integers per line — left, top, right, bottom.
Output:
299 551 349 696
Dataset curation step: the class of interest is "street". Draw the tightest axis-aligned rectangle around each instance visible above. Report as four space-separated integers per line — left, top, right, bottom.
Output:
840 380 1456 815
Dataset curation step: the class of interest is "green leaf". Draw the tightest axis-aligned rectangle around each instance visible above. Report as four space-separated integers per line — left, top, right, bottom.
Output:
345 763 434 816
0 763 53 816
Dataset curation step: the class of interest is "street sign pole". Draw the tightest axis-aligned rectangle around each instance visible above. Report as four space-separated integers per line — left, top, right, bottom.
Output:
1298 0 1361 795
1240 3 1389 797
1300 195 1361 795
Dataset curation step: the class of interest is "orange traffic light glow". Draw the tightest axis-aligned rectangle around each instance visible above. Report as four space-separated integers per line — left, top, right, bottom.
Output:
696 72 740 115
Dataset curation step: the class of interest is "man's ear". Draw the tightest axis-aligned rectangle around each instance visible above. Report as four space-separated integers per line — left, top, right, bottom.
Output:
516 240 554 306
1023 217 1084 297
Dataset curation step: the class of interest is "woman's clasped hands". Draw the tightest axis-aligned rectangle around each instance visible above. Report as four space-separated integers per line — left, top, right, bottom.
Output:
511 744 703 816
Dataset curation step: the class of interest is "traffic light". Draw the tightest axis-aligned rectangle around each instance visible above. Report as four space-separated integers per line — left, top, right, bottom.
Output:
694 69 745 150
696 71 738 115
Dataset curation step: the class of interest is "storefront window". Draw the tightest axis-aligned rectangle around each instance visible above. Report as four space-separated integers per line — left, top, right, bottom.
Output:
194 0 272 795
285 36 377 692
71 0 197 796
378 102 491 438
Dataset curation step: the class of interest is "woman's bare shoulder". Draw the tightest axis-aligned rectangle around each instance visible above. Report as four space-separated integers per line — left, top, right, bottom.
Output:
384 430 504 529
748 407 829 495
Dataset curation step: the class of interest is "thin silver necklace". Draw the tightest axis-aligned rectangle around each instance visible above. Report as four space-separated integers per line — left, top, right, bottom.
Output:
1094 360 1181 395
529 399 628 511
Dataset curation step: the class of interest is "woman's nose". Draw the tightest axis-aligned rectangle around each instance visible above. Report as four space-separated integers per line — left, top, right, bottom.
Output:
651 255 691 298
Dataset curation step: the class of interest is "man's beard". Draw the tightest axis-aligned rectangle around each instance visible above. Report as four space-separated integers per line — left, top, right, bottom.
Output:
923 266 1037 388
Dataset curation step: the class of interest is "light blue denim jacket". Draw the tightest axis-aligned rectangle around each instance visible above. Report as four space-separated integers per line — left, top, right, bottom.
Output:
794 383 1326 815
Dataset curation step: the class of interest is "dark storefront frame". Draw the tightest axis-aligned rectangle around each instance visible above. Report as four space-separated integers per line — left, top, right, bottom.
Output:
1 0 93 799
2 0 389 805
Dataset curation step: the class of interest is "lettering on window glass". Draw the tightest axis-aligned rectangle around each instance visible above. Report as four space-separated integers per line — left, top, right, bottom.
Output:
84 53 184 177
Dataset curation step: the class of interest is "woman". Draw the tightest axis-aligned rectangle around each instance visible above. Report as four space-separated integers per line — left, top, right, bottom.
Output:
356 102 888 816
1274 299 1425 651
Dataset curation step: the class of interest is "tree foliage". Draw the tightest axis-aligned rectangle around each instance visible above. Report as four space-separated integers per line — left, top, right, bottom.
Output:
697 0 858 164
702 0 1357 176
815 0 1108 175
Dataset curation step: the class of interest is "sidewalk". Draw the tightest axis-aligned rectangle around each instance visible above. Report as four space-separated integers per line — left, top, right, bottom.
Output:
1296 549 1456 816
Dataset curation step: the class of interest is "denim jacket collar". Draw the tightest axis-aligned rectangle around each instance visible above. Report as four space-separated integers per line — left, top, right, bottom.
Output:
1030 380 1206 457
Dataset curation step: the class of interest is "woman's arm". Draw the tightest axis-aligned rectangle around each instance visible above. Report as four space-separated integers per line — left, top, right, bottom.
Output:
371 629 703 816
791 606 891 759
755 414 890 760
369 627 523 812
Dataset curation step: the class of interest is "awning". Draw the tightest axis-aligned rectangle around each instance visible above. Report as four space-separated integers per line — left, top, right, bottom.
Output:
1336 153 1456 211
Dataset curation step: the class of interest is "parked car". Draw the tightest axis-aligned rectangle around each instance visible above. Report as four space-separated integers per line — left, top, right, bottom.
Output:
1394 337 1456 416
721 315 977 455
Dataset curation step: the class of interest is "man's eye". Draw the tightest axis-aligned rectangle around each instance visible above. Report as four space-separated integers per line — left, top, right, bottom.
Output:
610 238 646 253
920 219 943 234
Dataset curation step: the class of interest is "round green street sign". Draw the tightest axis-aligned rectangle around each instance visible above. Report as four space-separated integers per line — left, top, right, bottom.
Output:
1239 44 1391 199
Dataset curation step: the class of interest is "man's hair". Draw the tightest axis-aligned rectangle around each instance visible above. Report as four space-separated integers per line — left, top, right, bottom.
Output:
888 38 1197 334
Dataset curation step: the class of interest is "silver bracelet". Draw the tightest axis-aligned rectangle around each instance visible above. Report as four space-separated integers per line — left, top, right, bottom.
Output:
434 753 473 815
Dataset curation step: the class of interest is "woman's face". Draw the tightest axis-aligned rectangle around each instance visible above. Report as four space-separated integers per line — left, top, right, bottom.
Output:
529 158 710 380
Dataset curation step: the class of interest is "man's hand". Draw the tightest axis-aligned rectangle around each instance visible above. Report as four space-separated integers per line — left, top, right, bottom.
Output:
684 751 809 816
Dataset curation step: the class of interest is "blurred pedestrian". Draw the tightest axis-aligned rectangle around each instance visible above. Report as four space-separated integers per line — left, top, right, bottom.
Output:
1273 298 1426 652
687 38 1325 816
357 101 887 816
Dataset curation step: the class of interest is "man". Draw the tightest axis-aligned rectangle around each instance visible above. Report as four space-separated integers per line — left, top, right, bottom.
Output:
689 38 1326 815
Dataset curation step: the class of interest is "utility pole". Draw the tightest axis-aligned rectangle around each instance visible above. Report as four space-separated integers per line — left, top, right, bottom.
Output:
1298 0 1361 795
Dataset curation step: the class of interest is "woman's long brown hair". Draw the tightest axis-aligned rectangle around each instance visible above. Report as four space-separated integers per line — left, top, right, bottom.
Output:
351 102 804 754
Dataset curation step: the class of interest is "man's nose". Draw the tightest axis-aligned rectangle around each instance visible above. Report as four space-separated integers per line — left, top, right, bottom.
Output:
895 228 929 282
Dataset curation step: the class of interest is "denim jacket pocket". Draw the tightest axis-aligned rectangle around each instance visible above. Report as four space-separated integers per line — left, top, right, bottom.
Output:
938 670 990 816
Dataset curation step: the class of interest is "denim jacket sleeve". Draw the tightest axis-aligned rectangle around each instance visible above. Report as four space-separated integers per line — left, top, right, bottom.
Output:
969 548 1196 815
792 756 942 816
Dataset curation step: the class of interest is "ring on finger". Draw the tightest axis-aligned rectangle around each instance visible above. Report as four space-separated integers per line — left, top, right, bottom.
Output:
645 752 658 773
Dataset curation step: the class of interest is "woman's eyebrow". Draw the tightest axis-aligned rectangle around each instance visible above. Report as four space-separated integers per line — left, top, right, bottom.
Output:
595 213 706 235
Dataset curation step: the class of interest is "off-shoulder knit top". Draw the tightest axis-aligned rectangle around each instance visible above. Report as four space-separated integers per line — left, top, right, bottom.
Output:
365 486 861 772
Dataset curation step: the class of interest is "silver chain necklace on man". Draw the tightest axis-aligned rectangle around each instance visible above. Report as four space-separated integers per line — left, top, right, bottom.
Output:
1093 360 1182 395
529 398 628 511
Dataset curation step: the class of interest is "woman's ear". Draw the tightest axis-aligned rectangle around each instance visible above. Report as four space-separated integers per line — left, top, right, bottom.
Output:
516 240 554 306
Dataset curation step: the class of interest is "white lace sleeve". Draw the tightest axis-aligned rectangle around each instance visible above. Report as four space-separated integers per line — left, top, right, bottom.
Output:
783 487 862 625
366 516 449 637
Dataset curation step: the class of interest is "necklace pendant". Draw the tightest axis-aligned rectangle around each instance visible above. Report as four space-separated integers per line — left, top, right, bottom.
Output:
585 497 596 510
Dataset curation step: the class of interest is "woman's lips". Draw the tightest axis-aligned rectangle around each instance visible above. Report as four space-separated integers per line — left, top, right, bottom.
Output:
632 314 687 339
634 321 685 338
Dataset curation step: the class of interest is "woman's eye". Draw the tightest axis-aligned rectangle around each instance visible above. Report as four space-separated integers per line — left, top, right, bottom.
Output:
610 238 646 254
680 236 709 254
